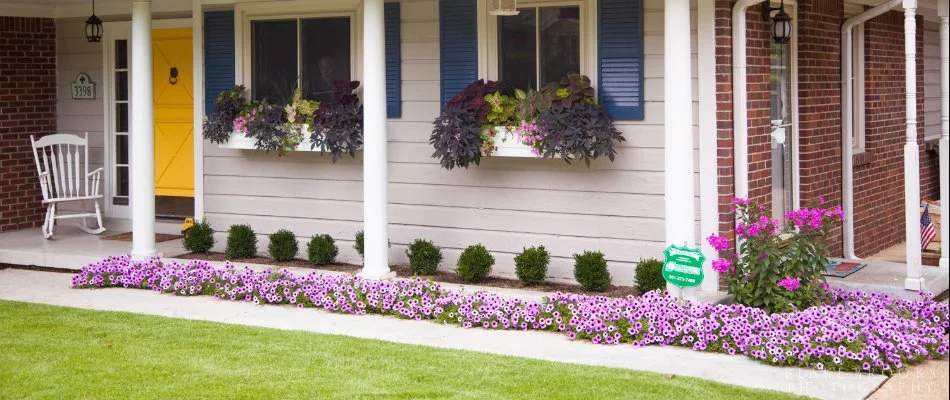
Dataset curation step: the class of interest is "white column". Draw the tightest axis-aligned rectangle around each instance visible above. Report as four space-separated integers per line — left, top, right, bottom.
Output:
664 0 695 297
130 0 156 261
697 0 720 292
938 0 949 270
902 0 923 291
358 0 393 279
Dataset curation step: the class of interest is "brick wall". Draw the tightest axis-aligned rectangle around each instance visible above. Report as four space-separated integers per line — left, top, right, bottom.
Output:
0 17 56 233
795 0 844 256
852 11 932 257
713 1 938 263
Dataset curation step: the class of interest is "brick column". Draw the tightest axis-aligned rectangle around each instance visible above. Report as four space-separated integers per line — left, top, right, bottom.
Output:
0 17 56 233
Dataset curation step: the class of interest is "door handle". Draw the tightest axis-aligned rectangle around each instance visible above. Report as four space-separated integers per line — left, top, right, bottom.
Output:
169 67 179 85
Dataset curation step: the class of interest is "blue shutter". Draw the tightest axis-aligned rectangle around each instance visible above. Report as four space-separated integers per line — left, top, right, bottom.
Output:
439 0 478 106
204 10 235 115
598 0 644 120
385 3 402 118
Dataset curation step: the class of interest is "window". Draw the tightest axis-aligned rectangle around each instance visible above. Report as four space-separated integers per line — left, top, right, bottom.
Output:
250 17 351 103
497 6 580 89
114 39 130 206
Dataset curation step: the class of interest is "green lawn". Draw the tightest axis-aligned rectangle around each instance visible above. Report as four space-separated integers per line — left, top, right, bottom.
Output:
0 300 808 399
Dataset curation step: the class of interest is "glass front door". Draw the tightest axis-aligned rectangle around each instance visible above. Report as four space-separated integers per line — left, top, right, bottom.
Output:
770 38 794 220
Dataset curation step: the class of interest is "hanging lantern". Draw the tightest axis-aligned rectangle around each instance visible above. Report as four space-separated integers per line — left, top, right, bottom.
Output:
85 0 103 43
761 0 792 45
489 0 519 16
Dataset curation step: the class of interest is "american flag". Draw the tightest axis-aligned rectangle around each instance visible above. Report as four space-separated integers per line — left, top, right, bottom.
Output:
921 205 936 250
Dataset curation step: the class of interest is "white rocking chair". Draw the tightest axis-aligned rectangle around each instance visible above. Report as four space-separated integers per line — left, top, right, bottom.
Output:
30 133 106 239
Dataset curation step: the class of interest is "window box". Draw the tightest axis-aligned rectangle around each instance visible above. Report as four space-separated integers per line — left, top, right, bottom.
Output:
482 126 540 158
217 125 315 152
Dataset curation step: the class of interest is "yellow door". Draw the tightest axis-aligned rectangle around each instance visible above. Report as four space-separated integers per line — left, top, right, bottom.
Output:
152 28 194 197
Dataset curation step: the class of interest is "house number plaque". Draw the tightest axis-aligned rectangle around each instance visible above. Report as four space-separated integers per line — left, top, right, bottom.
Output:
71 73 96 100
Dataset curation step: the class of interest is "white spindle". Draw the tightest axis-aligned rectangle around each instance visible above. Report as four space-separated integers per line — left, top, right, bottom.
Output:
50 148 61 197
73 145 80 196
41 148 52 197
65 145 74 197
57 145 67 197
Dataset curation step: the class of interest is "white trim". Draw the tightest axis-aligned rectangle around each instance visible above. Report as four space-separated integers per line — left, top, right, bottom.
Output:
789 3 801 210
234 0 363 100
697 0 720 292
853 23 866 153
103 22 131 220
193 1 205 220
476 0 597 91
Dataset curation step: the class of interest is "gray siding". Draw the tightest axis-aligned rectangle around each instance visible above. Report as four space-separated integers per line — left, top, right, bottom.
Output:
56 20 105 211
203 0 702 284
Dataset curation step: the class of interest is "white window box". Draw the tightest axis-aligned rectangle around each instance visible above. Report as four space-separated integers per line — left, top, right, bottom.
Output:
217 132 315 152
483 126 541 158
218 124 319 152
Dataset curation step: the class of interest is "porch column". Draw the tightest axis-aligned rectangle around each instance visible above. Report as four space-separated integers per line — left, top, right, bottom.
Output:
664 0 695 295
902 0 923 290
130 0 156 260
939 0 949 270
359 0 393 279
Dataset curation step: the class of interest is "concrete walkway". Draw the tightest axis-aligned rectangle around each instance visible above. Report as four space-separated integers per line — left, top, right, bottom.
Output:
0 268 889 400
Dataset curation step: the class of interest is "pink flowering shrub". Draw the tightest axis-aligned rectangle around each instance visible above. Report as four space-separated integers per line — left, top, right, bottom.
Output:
707 198 843 313
72 256 948 375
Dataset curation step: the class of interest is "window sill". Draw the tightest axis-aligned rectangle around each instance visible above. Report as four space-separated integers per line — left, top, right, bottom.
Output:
852 150 874 168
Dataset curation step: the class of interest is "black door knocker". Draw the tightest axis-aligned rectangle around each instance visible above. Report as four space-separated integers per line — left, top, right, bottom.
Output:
169 67 179 85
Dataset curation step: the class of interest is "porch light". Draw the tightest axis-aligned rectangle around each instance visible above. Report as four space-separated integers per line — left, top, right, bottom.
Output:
85 0 103 43
489 0 520 16
761 0 792 45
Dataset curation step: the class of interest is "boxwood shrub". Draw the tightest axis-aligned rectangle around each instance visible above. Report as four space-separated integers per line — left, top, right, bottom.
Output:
225 224 257 259
182 218 215 253
406 239 442 275
307 234 338 265
268 229 298 261
514 246 550 285
635 258 666 293
574 251 611 292
456 244 494 283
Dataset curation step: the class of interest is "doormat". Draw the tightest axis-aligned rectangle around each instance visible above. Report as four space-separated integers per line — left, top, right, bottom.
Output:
824 260 867 278
100 232 183 243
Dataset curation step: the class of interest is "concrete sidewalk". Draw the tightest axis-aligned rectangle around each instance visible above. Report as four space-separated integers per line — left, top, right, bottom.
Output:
0 268 888 400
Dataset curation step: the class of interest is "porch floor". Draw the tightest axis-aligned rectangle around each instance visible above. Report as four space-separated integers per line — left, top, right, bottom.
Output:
0 225 185 270
826 255 949 300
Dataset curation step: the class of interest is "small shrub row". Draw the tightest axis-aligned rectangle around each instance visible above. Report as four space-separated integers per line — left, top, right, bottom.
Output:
185 221 341 266
190 222 633 292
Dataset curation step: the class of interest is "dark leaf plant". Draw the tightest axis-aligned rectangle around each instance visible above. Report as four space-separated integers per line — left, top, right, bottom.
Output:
202 85 247 144
310 81 364 163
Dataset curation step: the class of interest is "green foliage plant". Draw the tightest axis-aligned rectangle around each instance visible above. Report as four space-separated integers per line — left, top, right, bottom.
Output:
573 250 611 292
514 246 550 285
182 218 215 254
307 234 339 265
405 239 443 275
225 224 258 259
456 244 495 283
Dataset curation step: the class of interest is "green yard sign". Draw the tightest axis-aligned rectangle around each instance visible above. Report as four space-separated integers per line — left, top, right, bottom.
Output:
662 244 705 289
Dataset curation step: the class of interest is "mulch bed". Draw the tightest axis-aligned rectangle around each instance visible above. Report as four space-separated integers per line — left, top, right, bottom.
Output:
174 252 641 298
